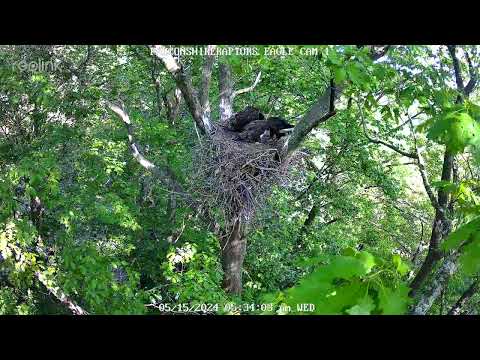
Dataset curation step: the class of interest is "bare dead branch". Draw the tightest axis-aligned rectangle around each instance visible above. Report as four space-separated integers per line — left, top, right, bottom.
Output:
232 71 262 99
107 101 189 203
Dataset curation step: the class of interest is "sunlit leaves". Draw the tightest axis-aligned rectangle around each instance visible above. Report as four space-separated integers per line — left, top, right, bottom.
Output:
278 251 411 315
392 254 410 276
426 109 480 154
346 295 375 315
442 217 480 252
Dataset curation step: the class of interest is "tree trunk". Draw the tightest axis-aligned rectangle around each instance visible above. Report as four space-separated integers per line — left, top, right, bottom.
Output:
219 63 234 122
220 217 246 295
409 151 453 297
410 254 458 315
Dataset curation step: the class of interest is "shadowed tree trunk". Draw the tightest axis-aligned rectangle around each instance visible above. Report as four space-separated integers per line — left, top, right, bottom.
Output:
220 217 246 295
409 151 453 296
409 45 478 308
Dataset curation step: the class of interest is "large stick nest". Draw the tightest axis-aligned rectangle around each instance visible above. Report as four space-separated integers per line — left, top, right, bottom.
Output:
190 124 303 230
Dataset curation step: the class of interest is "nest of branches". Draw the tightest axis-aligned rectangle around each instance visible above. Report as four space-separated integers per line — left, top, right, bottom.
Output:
191 125 303 230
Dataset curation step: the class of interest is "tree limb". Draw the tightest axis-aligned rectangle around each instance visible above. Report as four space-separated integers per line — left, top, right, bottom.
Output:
448 278 479 315
36 270 89 315
150 45 211 134
107 101 190 203
408 114 440 211
219 62 234 122
358 101 419 160
447 45 465 95
232 71 262 99
410 253 459 315
281 83 338 158
464 50 477 97
199 45 216 128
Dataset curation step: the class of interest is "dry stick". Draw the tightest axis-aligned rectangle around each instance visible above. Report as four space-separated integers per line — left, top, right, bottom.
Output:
232 71 262 99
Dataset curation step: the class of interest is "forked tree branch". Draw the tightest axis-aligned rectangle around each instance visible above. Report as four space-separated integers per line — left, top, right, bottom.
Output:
447 45 478 99
150 45 212 134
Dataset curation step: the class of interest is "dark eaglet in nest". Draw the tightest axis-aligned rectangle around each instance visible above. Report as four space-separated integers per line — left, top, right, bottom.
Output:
191 106 301 229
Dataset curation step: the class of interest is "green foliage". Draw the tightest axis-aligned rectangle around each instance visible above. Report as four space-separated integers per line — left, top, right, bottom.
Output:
426 110 480 153
262 250 411 315
59 244 146 314
2 45 480 315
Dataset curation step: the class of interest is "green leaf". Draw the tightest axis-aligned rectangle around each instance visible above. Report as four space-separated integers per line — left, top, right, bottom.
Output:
427 111 480 153
392 254 410 276
441 217 480 251
378 284 411 315
346 295 375 315
459 232 480 275
320 256 369 281
334 67 347 83
314 281 365 314
355 251 376 274
341 246 357 257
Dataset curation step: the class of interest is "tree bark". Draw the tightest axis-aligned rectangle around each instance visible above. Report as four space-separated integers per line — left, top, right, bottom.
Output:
220 217 246 295
410 253 459 315
219 63 234 122
162 88 182 125
281 82 339 158
151 45 211 134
